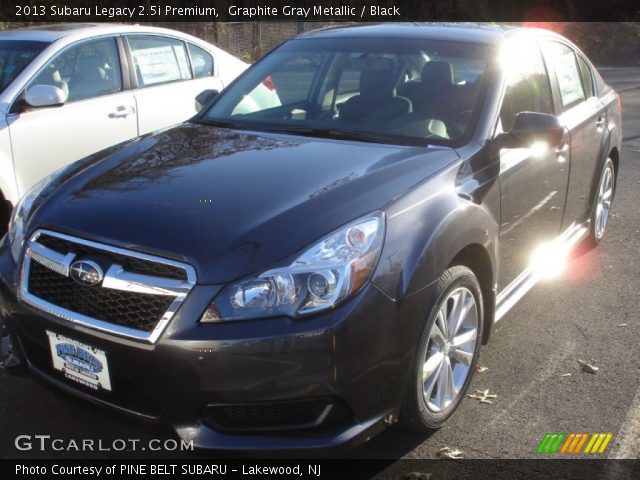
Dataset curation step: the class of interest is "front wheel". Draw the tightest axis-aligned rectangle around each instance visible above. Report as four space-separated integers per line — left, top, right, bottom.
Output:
400 266 483 431
586 158 616 247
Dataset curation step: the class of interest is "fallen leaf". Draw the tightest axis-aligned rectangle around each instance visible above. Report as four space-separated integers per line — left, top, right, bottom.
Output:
467 389 497 404
436 446 464 459
403 473 433 480
578 359 599 374
476 366 489 373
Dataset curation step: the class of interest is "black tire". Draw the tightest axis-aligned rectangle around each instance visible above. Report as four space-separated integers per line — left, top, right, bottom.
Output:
0 321 24 372
0 197 10 238
400 265 484 431
585 158 616 249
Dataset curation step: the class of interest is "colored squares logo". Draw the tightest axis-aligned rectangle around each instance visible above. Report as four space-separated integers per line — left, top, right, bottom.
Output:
537 433 613 454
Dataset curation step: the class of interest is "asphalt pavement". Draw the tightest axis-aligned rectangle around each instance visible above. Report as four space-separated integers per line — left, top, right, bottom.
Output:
0 67 638 464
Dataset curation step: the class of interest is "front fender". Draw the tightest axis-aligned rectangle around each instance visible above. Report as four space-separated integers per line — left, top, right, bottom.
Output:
372 161 500 301
583 103 621 224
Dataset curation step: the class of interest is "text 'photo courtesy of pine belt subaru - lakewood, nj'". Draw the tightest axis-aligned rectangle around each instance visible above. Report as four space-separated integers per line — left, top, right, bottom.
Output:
0 24 622 452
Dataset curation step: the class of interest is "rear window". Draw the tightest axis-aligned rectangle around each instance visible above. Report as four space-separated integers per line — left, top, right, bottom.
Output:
188 43 214 78
128 35 192 87
542 41 586 110
0 40 48 93
577 55 595 98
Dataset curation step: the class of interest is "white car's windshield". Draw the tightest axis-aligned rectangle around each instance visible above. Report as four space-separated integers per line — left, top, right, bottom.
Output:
0 40 49 93
202 37 493 146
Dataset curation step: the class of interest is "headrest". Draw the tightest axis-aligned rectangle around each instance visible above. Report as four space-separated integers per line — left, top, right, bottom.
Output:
76 57 107 82
359 68 396 99
421 61 454 87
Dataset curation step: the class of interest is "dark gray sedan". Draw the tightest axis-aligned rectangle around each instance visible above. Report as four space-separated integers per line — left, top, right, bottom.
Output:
0 24 621 451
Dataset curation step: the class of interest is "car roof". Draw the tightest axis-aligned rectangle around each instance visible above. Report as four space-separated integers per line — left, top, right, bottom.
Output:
296 23 565 45
0 23 204 44
298 23 507 44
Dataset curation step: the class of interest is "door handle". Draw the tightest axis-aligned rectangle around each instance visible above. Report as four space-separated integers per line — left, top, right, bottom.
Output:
555 142 569 163
108 106 135 118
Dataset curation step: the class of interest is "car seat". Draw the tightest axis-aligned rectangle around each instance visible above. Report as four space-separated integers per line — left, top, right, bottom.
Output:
405 60 454 113
339 67 411 124
70 56 115 101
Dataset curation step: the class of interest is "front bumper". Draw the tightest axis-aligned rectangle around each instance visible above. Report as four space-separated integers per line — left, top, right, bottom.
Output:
0 237 423 452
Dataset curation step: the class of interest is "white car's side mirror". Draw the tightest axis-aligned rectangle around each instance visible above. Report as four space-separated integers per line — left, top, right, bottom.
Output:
195 89 219 112
24 85 68 108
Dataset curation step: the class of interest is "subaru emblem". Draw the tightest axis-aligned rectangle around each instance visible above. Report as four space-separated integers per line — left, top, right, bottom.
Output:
69 260 104 287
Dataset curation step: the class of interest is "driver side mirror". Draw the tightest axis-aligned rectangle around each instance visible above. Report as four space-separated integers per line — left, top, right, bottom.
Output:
497 112 564 149
24 84 67 108
195 89 219 112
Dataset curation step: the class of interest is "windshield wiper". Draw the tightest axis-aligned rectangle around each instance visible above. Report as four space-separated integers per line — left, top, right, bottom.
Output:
195 120 427 147
194 118 248 130
260 125 410 145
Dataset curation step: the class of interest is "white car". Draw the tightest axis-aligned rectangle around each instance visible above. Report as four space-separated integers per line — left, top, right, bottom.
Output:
0 23 248 231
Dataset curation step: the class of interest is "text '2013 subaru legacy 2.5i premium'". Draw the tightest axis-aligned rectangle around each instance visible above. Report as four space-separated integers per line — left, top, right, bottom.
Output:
0 24 621 451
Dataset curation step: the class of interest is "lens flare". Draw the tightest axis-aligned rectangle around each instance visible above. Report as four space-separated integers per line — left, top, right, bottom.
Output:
530 241 571 279
529 140 549 158
499 35 541 86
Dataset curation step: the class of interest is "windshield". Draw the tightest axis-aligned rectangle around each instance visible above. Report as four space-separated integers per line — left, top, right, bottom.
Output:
202 37 493 146
0 40 49 94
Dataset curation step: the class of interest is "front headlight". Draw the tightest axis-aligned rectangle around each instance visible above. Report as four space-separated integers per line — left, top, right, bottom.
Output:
8 171 63 263
201 212 385 322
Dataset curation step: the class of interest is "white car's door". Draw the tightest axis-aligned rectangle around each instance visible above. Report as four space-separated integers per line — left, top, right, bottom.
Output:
126 35 223 135
7 36 138 196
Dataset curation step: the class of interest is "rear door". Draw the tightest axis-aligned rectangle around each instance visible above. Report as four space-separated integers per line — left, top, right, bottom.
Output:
8 36 138 196
496 39 570 289
125 35 223 135
540 40 607 227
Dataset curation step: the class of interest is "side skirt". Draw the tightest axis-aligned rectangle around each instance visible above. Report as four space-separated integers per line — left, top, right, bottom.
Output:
494 222 589 323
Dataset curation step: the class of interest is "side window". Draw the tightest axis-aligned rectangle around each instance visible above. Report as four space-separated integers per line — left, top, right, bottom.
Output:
577 55 595 98
229 52 321 115
188 43 214 78
542 41 586 110
270 53 321 105
317 54 361 112
128 35 192 87
28 37 122 102
337 69 361 98
499 42 554 132
319 66 360 112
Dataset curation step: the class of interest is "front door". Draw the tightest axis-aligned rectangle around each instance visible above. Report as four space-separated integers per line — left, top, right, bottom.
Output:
8 36 138 196
496 39 570 290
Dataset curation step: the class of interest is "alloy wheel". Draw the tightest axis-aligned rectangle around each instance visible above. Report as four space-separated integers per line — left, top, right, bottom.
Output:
422 286 479 412
595 165 614 239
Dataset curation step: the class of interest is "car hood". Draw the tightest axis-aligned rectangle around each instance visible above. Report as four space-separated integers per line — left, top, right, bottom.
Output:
30 123 458 284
